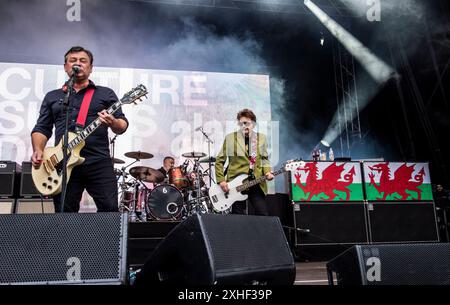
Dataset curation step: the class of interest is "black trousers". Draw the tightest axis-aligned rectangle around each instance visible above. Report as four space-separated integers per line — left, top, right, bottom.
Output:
53 159 118 213
232 185 268 216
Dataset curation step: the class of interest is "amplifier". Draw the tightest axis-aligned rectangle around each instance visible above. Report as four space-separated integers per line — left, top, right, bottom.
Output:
20 161 40 197
0 161 21 197
0 199 15 214
15 198 55 214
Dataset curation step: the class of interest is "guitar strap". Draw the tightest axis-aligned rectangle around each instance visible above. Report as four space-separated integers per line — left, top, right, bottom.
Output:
75 88 95 131
248 132 257 178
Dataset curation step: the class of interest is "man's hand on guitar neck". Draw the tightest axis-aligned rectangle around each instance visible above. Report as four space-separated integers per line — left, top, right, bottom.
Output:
265 171 274 181
98 110 128 134
219 181 229 193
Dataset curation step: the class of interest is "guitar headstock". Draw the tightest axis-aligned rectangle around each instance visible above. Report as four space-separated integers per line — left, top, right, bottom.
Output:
121 84 148 105
283 159 305 172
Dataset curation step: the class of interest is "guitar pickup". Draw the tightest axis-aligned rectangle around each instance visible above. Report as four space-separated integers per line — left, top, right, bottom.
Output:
43 161 51 175
211 195 218 203
50 155 59 167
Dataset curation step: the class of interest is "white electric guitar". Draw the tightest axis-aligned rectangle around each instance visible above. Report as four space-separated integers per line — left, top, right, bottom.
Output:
32 84 148 196
209 160 304 212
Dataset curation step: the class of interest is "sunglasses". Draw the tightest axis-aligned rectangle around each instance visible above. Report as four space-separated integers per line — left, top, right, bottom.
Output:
238 121 253 127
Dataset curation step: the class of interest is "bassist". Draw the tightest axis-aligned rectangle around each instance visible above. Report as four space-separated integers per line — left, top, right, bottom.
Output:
215 109 274 215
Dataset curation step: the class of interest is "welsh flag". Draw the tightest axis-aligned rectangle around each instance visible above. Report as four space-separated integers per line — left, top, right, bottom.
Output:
290 161 364 202
363 162 433 201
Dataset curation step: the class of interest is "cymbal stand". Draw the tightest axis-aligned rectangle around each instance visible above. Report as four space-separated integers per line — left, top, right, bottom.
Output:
118 158 140 221
110 134 118 160
190 158 209 215
136 179 149 222
198 127 215 185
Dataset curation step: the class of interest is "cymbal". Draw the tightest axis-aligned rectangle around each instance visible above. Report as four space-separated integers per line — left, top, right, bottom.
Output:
129 166 164 183
182 151 207 158
111 157 125 164
198 157 216 163
124 151 154 160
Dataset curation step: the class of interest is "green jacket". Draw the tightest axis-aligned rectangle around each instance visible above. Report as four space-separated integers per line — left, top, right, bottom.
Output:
215 131 272 194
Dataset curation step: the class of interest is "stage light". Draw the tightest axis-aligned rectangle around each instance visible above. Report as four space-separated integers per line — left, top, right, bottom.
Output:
304 0 397 84
320 140 330 147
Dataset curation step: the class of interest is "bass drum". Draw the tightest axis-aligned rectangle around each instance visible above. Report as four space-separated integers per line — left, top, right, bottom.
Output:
146 184 183 220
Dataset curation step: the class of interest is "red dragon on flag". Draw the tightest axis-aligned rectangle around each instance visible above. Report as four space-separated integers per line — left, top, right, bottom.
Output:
294 162 356 201
367 162 426 200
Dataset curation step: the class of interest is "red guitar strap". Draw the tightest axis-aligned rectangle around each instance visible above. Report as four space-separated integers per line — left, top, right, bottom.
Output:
76 88 95 129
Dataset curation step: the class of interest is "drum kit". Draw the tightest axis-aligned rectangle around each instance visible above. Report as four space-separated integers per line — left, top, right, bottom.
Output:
112 150 217 222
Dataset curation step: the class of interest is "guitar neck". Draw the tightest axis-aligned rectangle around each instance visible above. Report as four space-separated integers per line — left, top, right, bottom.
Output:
236 167 285 192
67 100 123 151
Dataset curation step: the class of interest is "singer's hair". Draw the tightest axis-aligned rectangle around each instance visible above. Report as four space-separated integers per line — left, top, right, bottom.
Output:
64 46 94 65
237 108 257 123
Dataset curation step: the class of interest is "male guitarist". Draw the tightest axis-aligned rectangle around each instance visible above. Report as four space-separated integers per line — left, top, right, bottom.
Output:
215 109 274 215
31 46 128 212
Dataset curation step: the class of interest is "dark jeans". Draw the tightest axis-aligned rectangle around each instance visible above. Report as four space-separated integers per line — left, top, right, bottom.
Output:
53 159 118 213
232 185 268 216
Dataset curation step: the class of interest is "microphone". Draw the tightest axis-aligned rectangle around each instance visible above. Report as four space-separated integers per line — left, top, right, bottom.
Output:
72 65 81 74
195 126 203 131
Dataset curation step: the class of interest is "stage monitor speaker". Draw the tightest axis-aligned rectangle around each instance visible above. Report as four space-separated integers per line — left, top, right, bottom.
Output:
367 202 439 243
0 161 21 197
294 203 369 245
326 243 450 285
20 161 40 197
15 198 55 214
137 214 296 285
0 212 128 285
0 199 15 214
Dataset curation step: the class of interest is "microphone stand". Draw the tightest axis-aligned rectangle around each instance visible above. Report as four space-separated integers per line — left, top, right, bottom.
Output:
60 73 76 213
199 127 215 185
110 134 118 160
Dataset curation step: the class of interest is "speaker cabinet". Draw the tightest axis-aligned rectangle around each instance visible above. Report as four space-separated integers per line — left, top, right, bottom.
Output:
20 161 40 197
15 198 55 214
294 203 369 245
327 243 450 285
0 199 15 214
0 212 128 284
367 202 439 243
0 161 21 197
137 214 296 285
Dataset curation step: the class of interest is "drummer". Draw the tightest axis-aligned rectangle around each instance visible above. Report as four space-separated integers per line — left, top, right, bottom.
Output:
158 156 175 183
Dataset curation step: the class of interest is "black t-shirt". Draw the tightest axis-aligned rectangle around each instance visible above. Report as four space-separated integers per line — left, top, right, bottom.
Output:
32 81 128 165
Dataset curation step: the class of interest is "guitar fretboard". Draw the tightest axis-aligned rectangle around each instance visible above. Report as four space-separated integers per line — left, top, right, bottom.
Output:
67 100 123 150
236 167 285 192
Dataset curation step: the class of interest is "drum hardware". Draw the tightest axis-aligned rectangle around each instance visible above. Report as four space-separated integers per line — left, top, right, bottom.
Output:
129 166 165 184
196 127 215 185
124 151 154 160
115 147 219 221
111 157 126 164
168 166 189 189
181 151 207 158
198 157 216 163
186 158 211 215
146 184 184 220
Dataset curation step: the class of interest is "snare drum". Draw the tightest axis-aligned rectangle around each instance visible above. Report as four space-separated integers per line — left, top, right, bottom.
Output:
146 184 183 220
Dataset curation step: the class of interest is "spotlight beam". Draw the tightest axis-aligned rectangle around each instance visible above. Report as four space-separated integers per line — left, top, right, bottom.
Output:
304 0 398 84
